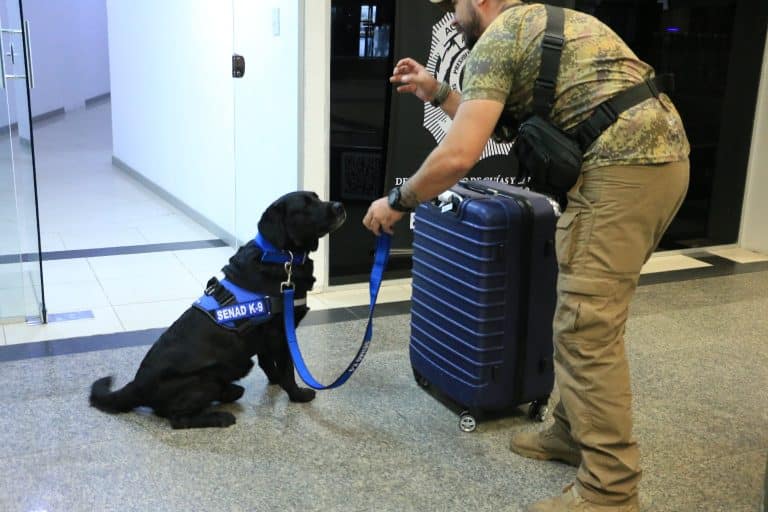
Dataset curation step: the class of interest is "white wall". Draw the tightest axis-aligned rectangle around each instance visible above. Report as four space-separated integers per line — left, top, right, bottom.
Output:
108 0 237 240
740 32 768 253
109 0 306 250
13 0 110 123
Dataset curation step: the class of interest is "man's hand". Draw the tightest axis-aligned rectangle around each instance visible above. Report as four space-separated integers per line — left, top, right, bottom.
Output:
363 197 406 236
390 58 440 103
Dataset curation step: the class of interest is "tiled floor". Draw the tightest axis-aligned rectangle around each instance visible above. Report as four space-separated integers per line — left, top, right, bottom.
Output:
0 266 766 512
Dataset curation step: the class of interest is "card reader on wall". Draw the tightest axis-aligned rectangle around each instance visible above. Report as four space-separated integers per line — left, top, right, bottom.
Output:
233 54 245 78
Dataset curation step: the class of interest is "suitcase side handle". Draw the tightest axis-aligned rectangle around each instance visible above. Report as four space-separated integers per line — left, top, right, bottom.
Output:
435 190 464 214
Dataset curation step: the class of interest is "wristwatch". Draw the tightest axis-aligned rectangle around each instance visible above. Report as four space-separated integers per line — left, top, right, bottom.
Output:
387 186 414 212
430 81 451 108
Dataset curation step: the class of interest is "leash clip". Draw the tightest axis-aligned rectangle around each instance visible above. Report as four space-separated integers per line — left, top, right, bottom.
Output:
281 254 294 292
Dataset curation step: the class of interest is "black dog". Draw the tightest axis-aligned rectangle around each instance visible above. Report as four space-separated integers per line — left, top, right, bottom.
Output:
89 191 346 429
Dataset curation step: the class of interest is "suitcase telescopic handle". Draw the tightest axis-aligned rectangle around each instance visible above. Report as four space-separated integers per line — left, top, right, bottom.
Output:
458 180 562 217
458 181 499 196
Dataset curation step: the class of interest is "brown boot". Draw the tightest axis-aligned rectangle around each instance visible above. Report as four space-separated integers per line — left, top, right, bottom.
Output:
509 426 581 467
526 483 639 511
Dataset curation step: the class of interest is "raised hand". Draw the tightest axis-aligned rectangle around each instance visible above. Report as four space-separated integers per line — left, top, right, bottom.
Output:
390 57 440 103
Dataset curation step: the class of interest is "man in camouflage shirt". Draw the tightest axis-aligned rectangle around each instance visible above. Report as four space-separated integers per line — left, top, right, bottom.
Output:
363 1 690 510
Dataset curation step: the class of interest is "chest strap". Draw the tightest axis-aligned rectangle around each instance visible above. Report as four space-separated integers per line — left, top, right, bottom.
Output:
570 74 674 152
193 276 305 332
532 5 565 118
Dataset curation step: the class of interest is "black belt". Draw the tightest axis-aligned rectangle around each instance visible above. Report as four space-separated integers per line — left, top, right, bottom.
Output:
571 74 674 152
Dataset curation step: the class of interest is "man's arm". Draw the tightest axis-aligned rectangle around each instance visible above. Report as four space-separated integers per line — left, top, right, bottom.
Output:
399 98 505 207
362 98 504 235
435 88 462 120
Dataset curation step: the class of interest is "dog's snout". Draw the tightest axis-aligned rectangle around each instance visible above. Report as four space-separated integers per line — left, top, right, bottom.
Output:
328 201 346 233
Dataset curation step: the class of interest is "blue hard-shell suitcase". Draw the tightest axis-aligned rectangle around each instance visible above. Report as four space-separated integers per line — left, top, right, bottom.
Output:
409 180 559 432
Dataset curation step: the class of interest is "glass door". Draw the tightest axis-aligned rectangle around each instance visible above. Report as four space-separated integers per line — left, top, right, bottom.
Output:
0 0 45 324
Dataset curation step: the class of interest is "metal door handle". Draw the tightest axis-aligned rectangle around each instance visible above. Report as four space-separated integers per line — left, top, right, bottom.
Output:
23 20 33 88
0 25 7 90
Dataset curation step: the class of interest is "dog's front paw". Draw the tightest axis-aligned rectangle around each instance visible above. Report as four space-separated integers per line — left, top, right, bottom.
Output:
289 387 316 403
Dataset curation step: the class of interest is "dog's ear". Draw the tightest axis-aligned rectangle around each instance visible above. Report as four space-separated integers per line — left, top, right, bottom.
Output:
257 199 287 248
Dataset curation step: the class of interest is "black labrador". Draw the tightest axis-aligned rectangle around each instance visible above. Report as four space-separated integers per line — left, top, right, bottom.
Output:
89 191 346 428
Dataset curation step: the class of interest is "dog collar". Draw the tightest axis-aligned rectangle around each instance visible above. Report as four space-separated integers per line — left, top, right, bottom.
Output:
254 233 307 265
193 276 306 331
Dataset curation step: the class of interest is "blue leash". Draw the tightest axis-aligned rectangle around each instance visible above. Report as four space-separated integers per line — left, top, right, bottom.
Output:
283 234 391 390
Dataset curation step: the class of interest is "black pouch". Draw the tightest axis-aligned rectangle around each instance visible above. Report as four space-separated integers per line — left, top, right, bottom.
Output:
513 115 582 196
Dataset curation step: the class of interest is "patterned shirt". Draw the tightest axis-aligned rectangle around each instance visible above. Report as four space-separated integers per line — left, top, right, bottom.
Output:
461 3 690 171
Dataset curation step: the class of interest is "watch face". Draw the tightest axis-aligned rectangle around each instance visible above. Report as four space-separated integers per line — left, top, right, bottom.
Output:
388 187 400 207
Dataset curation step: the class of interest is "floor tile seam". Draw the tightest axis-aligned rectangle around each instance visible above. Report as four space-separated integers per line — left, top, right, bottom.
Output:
81 257 127 332
170 250 211 288
628 340 768 366
1 239 229 263
639 265 768 287
628 297 768 320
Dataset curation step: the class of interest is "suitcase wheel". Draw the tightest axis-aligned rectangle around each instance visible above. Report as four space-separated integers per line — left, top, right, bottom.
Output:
528 400 549 422
459 411 477 433
412 369 429 389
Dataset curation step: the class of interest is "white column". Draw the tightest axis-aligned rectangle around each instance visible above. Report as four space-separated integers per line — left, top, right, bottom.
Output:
739 32 768 253
301 0 331 290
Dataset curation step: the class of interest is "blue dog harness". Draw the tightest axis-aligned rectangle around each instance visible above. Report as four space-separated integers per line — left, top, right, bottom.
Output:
193 233 308 331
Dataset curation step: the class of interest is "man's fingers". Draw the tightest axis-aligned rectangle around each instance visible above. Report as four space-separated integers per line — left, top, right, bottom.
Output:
397 84 417 94
391 72 413 84
394 57 416 70
363 210 381 236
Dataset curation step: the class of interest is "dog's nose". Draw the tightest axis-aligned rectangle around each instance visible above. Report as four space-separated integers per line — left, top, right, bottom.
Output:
331 202 345 216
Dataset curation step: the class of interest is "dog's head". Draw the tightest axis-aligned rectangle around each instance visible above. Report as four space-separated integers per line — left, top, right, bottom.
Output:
257 191 346 252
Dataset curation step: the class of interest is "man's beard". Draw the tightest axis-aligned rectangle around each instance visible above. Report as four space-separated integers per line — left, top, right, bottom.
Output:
459 9 483 51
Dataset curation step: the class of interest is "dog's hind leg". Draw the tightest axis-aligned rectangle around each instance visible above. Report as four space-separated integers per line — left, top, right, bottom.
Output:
159 381 236 429
219 383 245 403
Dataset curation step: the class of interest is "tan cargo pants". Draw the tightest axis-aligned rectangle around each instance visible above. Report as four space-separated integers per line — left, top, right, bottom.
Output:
551 159 690 506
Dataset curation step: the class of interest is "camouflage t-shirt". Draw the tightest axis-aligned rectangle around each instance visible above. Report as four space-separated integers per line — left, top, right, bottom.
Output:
461 3 690 171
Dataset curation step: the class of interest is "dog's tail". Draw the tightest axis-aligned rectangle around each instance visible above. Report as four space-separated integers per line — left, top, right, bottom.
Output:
89 376 141 413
